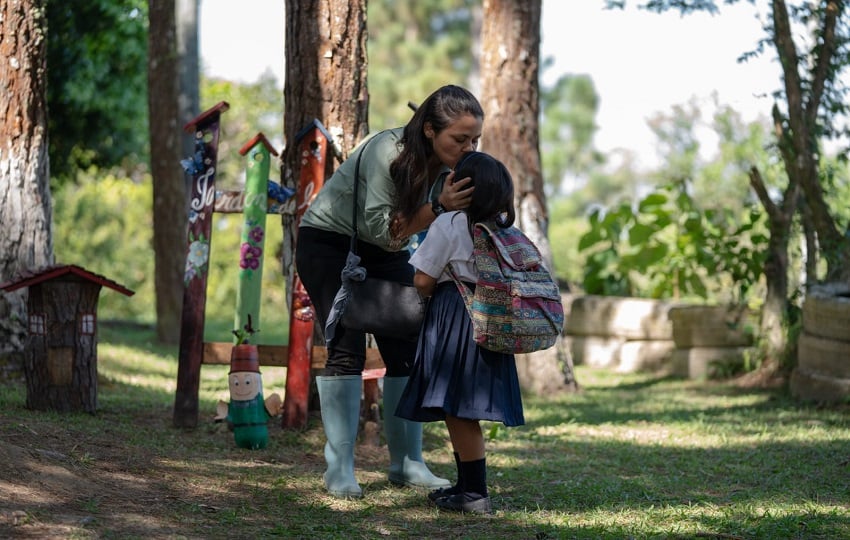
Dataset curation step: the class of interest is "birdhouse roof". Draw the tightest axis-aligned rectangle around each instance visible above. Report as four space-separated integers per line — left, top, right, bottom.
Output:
0 264 135 296
239 132 279 156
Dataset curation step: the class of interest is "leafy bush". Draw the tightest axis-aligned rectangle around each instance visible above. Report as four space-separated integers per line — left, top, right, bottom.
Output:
578 182 767 303
53 170 155 321
53 169 290 343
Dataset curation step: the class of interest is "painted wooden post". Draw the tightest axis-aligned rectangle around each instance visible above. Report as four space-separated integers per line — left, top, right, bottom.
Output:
173 101 229 428
281 119 333 429
234 133 279 341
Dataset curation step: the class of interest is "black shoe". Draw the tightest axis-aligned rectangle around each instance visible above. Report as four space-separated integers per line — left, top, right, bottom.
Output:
428 484 461 503
435 492 492 514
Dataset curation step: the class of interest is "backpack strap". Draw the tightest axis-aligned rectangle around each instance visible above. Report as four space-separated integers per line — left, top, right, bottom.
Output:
474 222 543 271
445 263 474 312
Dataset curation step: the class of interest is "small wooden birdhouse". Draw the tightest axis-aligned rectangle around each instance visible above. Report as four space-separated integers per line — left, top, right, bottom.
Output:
0 264 134 413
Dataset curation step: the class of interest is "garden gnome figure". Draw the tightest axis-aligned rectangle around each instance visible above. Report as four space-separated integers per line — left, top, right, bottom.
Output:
215 345 282 449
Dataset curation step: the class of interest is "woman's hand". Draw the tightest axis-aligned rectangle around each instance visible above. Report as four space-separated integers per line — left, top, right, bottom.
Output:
440 171 474 211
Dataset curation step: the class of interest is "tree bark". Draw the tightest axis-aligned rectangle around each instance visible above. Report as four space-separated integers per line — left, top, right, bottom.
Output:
149 0 188 344
480 0 576 394
0 0 53 357
176 0 200 171
281 0 369 305
749 165 798 373
771 0 850 282
281 0 369 411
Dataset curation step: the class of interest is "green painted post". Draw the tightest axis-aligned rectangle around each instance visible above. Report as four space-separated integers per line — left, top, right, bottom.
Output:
234 133 279 343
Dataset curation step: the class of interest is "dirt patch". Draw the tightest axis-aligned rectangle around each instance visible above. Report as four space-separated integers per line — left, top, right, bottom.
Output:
0 408 397 539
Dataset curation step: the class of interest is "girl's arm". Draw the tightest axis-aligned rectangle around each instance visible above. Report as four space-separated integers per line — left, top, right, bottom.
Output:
413 270 438 297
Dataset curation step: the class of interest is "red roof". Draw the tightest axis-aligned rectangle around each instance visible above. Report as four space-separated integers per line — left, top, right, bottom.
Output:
0 264 135 296
239 132 279 156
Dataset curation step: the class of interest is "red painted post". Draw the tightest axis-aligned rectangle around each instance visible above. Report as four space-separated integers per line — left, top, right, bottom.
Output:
173 101 229 429
281 120 333 429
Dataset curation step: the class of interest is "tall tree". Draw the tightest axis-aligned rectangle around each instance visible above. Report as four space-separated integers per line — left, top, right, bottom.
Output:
280 0 368 319
618 0 850 380
540 74 604 192
0 0 53 358
148 0 187 344
480 0 577 394
367 0 478 129
46 0 148 181
176 0 199 165
615 2 850 277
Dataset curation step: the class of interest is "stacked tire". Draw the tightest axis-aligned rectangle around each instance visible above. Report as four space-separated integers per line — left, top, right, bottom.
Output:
669 305 755 379
564 295 675 373
791 283 850 403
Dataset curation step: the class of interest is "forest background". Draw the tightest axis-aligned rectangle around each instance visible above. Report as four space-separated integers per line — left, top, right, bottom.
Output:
8 0 850 380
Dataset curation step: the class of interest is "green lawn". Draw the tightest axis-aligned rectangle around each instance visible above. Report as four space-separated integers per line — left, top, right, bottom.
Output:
0 324 847 539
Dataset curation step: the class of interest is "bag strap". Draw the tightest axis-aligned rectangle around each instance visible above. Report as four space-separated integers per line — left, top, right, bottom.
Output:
351 130 397 254
446 263 474 313
349 136 374 255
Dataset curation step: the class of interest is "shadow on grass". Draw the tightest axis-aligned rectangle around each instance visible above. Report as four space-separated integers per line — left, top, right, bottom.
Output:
3 325 849 539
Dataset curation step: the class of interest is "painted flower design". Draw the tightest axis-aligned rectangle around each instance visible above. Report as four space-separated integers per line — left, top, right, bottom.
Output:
240 243 263 270
249 226 264 244
184 235 210 286
188 240 210 268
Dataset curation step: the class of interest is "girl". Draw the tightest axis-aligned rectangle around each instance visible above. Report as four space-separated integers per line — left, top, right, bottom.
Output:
395 151 525 514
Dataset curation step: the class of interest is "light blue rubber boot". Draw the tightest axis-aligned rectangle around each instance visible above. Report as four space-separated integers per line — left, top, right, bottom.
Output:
383 376 452 489
316 375 363 498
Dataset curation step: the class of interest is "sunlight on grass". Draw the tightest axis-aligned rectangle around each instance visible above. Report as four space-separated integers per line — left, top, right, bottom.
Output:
5 331 849 539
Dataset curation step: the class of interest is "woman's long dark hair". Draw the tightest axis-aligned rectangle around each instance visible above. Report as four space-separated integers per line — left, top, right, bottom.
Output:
389 85 484 219
450 151 515 237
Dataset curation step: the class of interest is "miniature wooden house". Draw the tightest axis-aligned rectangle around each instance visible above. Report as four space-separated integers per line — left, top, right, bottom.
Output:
0 265 134 413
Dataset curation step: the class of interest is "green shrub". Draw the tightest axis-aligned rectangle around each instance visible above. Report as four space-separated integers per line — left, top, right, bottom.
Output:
53 169 290 343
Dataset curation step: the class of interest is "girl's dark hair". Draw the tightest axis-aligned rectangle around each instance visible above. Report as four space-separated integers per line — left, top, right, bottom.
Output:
451 151 515 235
389 85 484 219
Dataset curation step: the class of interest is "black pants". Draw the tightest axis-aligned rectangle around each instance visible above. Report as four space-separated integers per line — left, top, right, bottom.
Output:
295 226 417 377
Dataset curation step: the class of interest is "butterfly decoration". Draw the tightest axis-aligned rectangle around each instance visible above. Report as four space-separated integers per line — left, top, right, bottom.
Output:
181 148 207 176
268 180 296 203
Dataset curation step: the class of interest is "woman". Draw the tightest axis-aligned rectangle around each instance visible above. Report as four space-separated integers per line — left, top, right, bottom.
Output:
295 85 484 499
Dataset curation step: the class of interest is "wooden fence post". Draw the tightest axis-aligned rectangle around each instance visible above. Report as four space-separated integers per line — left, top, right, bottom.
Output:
173 101 229 428
282 120 333 429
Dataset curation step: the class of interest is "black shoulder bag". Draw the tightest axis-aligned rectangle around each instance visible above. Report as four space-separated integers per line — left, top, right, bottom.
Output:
334 136 427 341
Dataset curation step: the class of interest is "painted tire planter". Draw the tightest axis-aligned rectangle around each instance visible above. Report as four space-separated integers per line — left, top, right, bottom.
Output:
790 368 850 403
669 305 754 348
802 282 850 342
565 295 674 340
565 335 624 368
617 340 675 373
797 332 850 379
671 346 753 379
792 283 850 402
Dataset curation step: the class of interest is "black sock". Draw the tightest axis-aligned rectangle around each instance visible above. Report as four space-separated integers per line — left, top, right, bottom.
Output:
460 458 488 498
452 452 464 491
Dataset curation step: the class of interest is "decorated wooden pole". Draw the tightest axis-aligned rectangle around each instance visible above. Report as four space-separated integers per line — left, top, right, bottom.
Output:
173 101 229 429
234 133 278 341
281 119 334 429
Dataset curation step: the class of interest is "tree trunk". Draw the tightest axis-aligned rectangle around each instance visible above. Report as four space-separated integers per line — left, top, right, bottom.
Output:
479 0 575 394
281 0 368 306
749 166 798 376
149 0 188 344
0 0 53 359
176 0 200 174
281 0 369 411
771 0 850 282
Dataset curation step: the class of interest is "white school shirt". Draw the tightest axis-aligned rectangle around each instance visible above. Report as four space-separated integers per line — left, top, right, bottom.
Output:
409 211 477 284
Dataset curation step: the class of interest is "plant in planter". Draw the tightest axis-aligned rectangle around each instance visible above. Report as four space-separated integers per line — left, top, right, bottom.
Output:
214 315 282 449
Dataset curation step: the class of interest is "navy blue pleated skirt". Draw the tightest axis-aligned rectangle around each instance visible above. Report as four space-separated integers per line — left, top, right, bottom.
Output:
395 281 525 426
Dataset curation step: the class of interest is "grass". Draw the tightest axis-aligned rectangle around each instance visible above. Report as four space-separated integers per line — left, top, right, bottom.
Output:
0 323 848 539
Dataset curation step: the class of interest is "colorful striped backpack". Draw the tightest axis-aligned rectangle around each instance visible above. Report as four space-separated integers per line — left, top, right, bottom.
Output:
448 222 565 354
